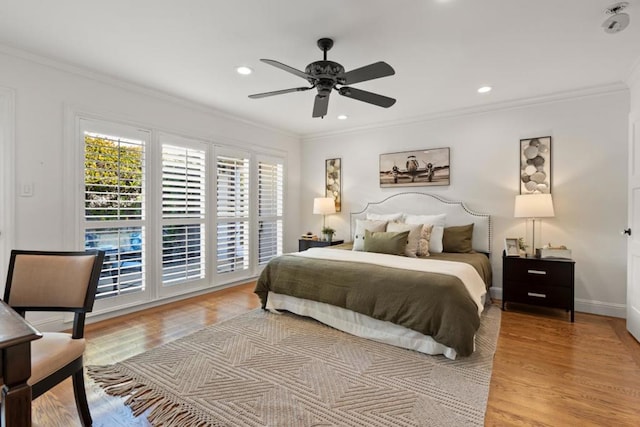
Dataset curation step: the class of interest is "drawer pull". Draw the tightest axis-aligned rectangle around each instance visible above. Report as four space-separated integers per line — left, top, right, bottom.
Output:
527 292 547 298
527 269 547 275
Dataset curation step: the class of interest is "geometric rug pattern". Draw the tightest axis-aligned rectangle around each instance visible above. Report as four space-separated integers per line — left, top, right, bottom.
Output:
89 305 501 427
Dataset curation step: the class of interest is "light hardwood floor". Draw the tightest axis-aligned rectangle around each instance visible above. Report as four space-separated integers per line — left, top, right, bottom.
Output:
32 283 640 426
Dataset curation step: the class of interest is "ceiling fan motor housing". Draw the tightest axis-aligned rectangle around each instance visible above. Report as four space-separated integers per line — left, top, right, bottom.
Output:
305 61 345 81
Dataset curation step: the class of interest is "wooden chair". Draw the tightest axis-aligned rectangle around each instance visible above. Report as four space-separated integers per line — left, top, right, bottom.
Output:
3 249 105 426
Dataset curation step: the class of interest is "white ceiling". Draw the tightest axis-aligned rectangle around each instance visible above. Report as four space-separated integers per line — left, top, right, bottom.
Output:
0 0 639 137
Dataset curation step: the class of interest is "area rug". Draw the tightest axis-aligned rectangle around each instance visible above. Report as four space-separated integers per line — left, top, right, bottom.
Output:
88 305 501 427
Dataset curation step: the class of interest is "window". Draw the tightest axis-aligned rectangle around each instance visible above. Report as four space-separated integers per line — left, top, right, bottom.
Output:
75 114 287 312
161 140 207 286
82 120 148 298
257 157 284 265
216 150 250 276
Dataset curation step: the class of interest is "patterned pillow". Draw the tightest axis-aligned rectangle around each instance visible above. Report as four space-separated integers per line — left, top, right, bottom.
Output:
417 224 434 257
352 219 387 251
404 213 446 253
386 221 423 257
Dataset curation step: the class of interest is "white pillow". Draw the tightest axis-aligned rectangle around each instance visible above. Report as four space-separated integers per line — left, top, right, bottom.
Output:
404 213 446 253
366 212 404 222
353 219 387 251
386 222 423 257
428 226 445 253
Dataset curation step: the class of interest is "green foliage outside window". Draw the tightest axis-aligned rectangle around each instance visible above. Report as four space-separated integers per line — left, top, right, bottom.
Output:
85 135 144 220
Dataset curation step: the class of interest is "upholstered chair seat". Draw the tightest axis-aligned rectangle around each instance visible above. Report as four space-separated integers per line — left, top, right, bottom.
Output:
28 333 86 385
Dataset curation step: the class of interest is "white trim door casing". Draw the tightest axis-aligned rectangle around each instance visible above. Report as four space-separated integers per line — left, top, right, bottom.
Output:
628 111 640 342
0 87 15 290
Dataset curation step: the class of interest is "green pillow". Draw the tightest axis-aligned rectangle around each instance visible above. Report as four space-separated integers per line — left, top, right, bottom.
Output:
442 224 474 253
363 230 410 256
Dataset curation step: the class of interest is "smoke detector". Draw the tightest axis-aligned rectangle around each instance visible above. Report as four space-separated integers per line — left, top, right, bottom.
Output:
602 2 630 34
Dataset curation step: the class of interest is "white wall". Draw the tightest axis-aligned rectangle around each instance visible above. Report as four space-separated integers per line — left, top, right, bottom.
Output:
301 90 629 317
0 49 302 324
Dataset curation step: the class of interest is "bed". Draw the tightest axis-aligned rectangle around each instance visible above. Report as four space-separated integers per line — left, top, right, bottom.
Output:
255 192 492 359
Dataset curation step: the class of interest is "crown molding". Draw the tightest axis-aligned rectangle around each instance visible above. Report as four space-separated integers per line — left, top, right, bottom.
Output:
626 55 640 89
302 82 629 141
0 43 300 140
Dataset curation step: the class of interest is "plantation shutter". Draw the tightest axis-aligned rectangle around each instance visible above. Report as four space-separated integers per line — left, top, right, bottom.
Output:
216 150 250 275
82 121 148 298
161 139 207 285
257 156 284 265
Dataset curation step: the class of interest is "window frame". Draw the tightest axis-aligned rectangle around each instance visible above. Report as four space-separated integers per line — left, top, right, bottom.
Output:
255 154 285 269
67 111 288 316
213 146 252 282
157 132 210 297
78 117 153 310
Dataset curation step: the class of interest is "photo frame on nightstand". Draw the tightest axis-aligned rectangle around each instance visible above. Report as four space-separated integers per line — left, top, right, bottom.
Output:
505 237 520 256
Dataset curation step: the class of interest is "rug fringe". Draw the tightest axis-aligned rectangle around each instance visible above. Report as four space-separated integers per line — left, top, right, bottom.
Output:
87 366 221 427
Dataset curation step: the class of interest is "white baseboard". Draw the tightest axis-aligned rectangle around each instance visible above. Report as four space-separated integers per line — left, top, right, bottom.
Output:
490 287 626 318
574 298 626 319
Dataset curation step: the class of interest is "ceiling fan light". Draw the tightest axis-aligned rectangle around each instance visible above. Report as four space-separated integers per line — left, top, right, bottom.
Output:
477 86 492 94
236 66 253 75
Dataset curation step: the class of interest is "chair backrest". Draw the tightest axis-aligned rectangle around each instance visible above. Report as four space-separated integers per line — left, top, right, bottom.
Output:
3 250 105 337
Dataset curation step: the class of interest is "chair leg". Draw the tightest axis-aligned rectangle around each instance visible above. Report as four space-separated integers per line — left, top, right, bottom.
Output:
72 368 92 427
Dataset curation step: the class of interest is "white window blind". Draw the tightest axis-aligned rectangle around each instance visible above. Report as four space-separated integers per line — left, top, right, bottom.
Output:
216 153 250 274
161 143 206 285
83 125 147 298
257 158 284 265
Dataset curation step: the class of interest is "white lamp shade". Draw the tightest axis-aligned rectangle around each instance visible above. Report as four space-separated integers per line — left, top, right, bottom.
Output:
514 194 555 218
313 197 336 215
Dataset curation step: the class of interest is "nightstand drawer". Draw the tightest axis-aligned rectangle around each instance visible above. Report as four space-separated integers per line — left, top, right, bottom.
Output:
504 282 572 309
503 260 572 287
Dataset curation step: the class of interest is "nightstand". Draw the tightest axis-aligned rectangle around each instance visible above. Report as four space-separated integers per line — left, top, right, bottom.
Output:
502 254 576 322
298 239 344 251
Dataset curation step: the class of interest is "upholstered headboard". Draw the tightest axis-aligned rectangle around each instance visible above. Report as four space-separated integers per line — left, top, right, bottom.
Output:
350 192 492 253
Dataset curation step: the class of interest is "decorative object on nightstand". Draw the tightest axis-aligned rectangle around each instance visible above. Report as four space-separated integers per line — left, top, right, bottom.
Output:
313 197 336 240
504 237 520 256
321 226 336 242
514 193 555 257
536 243 572 259
298 239 344 252
502 253 575 322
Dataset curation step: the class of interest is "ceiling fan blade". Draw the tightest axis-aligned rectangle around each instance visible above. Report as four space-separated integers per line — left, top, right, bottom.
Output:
261 59 314 80
248 86 313 99
338 86 396 108
342 61 395 85
312 94 330 118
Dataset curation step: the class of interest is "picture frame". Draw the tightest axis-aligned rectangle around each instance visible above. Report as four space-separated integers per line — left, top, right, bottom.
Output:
504 237 520 257
520 136 551 194
325 158 341 212
379 147 450 188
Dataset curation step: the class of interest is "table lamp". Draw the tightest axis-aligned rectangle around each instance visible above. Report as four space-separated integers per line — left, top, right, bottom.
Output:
514 193 555 256
313 197 336 230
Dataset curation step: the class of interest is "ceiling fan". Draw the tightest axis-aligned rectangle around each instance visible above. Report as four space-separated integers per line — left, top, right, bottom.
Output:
248 38 396 118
